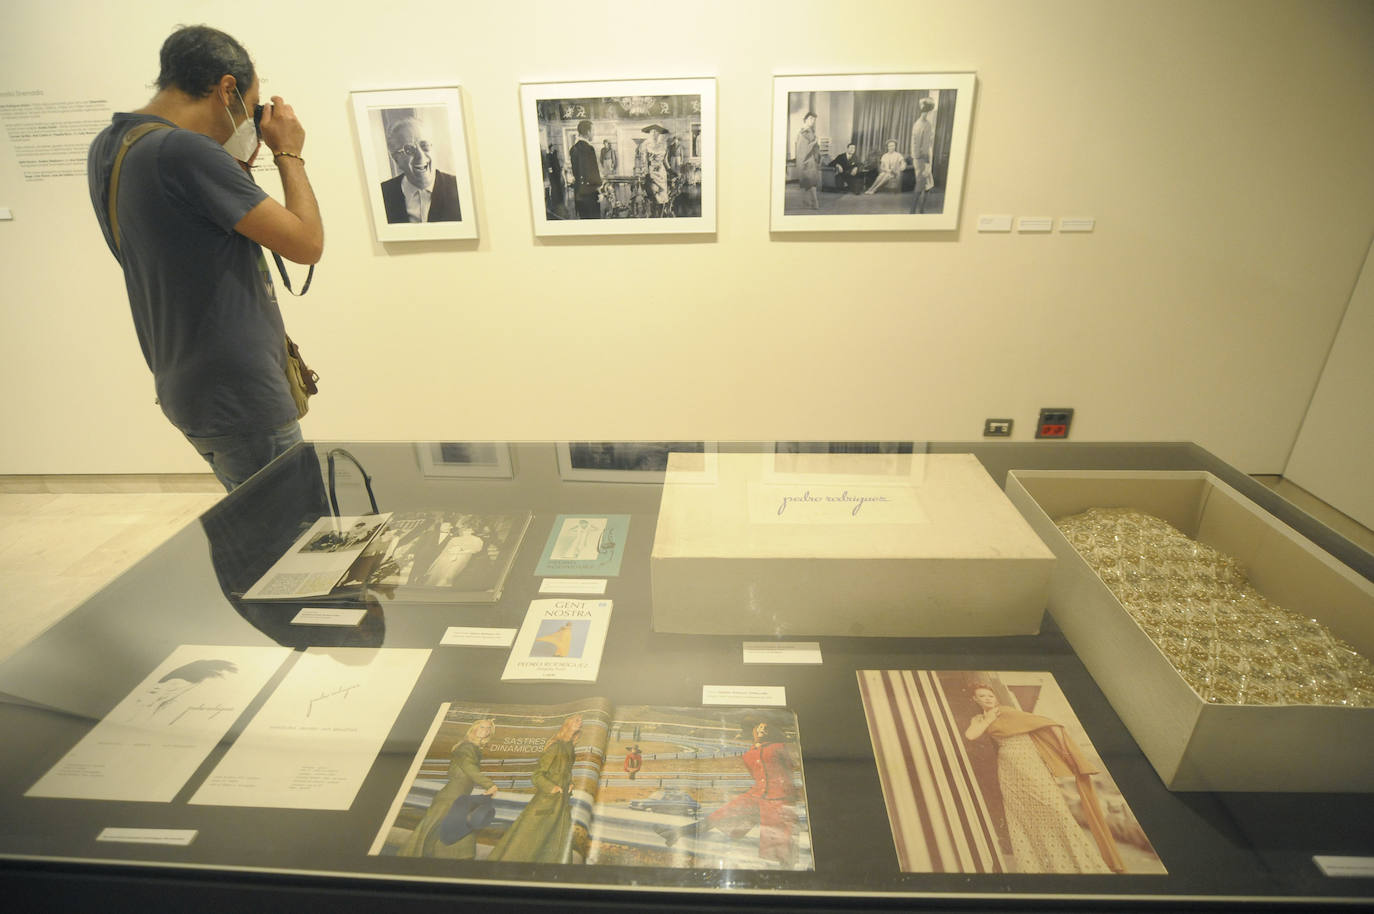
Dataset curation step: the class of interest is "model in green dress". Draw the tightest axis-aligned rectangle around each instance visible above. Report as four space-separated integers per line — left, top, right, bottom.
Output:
399 719 498 859
486 713 583 864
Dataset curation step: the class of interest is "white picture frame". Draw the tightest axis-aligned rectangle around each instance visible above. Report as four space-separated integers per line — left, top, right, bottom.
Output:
519 78 717 237
350 87 478 242
770 73 976 232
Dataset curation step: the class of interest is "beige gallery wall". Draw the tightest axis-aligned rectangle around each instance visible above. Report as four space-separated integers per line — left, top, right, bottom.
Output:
1285 236 1374 529
1 0 1372 479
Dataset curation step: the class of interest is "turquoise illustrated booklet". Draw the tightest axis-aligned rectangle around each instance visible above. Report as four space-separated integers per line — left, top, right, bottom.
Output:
534 515 631 577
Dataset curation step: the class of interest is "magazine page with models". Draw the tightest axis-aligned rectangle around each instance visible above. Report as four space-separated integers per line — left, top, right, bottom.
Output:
371 698 611 863
371 701 812 871
587 706 813 871
858 669 1165 876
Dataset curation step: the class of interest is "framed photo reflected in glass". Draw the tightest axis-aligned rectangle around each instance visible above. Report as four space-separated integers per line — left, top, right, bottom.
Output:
555 442 717 483
415 443 514 479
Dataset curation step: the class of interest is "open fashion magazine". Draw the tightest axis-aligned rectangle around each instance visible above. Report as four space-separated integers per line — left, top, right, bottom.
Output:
243 510 531 603
370 698 814 870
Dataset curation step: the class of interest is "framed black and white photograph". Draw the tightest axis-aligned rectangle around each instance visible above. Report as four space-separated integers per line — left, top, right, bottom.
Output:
556 442 718 483
520 78 716 236
351 87 478 242
771 73 975 232
415 443 515 479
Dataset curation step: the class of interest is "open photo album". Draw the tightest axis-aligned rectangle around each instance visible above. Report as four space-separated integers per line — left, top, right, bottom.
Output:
243 510 531 603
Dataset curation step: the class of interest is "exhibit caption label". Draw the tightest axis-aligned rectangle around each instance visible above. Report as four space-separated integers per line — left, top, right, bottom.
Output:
292 607 367 626
742 642 823 665
96 827 197 846
441 627 517 647
702 685 787 706
1314 856 1374 878
539 577 608 595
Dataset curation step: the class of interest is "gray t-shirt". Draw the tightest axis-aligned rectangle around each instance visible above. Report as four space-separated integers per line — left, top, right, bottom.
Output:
88 113 298 437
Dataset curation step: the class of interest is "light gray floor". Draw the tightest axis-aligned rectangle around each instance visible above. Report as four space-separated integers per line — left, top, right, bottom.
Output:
0 474 1369 665
0 476 222 663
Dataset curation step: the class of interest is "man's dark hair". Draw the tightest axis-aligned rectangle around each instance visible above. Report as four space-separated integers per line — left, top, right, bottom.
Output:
577 119 592 138
155 25 255 98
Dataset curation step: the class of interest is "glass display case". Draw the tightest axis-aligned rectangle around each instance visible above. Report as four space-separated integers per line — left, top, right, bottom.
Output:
1 441 1371 911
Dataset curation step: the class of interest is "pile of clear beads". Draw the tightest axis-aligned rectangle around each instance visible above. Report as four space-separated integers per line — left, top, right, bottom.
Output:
1054 507 1374 707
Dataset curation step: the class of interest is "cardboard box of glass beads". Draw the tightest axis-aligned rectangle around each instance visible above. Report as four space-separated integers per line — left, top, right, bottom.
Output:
1005 469 1374 792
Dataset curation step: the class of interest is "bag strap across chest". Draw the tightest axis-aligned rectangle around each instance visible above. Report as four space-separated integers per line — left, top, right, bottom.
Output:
107 121 173 252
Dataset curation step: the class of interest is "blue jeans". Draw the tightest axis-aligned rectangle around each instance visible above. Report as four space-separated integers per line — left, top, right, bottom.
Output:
184 421 303 492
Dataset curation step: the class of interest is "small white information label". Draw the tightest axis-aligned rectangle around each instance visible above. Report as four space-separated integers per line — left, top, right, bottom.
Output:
1314 855 1374 878
1017 216 1054 232
291 607 366 627
0 207 13 221
1059 216 1096 232
538 578 608 595
742 642 823 665
441 627 517 648
702 685 787 707
976 214 1013 232
96 827 197 847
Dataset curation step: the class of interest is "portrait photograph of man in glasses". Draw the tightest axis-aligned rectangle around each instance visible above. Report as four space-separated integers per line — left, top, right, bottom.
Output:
351 87 477 242
377 108 461 225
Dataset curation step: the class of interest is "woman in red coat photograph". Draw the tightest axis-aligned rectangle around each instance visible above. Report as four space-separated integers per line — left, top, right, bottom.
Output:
655 717 798 866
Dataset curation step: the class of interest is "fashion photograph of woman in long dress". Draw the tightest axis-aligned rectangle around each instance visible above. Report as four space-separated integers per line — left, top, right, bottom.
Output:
857 669 1164 875
963 682 1122 874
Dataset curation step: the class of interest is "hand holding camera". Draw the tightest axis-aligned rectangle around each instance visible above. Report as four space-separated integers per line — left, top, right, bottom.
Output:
259 95 306 161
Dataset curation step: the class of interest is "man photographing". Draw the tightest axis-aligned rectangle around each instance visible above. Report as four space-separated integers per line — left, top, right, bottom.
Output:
88 25 323 491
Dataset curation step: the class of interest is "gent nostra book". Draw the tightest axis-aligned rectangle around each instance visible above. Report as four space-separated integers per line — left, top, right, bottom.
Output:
502 599 612 683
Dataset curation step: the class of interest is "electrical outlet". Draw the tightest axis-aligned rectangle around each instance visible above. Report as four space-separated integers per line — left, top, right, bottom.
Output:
1035 408 1074 439
983 418 1013 437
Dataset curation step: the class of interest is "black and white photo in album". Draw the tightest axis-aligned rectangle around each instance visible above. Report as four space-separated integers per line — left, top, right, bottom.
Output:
351 87 478 242
344 511 532 603
521 78 716 236
771 73 975 232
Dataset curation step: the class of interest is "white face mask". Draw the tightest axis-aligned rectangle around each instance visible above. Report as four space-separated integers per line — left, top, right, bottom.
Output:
222 87 259 163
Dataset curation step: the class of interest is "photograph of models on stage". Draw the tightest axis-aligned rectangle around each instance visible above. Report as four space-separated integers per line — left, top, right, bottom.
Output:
537 94 702 221
783 87 957 216
521 79 716 235
771 74 974 231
